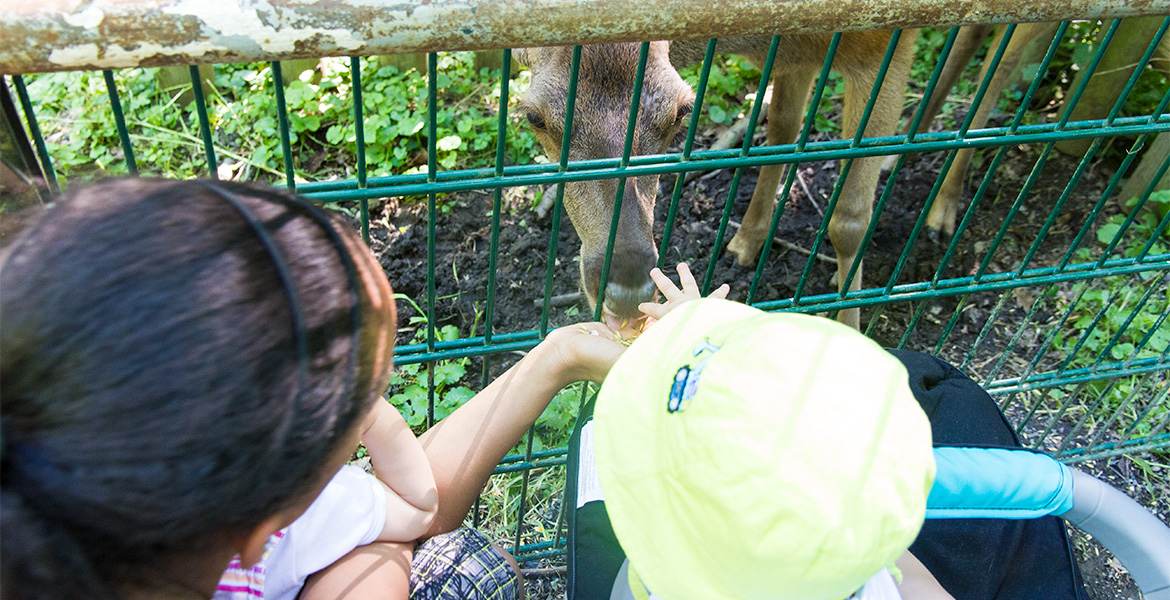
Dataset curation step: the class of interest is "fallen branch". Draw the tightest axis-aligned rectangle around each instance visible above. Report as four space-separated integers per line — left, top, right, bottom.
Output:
727 220 837 265
796 169 824 218
534 291 584 307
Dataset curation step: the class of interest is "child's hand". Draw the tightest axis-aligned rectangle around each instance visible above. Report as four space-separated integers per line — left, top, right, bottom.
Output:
639 262 730 321
543 321 631 384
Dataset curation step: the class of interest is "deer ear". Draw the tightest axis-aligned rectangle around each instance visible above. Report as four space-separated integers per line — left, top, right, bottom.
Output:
513 48 540 68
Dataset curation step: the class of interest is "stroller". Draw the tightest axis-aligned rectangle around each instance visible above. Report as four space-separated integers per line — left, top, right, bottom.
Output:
563 349 1170 600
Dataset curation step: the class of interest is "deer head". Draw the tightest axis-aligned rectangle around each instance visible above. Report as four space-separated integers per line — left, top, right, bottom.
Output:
515 43 695 327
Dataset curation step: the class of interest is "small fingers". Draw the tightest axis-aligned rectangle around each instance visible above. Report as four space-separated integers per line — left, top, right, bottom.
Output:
709 283 731 300
675 262 699 294
639 301 670 321
649 267 682 300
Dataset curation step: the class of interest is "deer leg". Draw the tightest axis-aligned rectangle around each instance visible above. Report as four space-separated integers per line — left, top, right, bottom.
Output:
927 23 1055 240
727 67 819 265
882 25 993 172
833 32 918 329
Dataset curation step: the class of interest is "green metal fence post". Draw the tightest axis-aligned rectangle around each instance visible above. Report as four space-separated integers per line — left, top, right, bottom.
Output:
704 34 782 294
11 74 59 193
270 61 297 191
594 42 650 322
188 65 219 178
102 70 138 176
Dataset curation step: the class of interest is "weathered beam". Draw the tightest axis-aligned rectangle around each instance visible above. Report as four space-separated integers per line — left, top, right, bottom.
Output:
3 0 1169 74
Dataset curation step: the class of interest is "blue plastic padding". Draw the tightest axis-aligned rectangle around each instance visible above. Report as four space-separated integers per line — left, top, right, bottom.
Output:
925 447 1076 519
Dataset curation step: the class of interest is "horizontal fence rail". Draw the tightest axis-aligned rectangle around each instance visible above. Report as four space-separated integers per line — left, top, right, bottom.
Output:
5 4 1169 565
2 0 1169 74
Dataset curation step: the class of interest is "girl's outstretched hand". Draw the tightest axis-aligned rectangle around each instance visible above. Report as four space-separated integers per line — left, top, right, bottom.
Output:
638 262 730 322
544 321 633 385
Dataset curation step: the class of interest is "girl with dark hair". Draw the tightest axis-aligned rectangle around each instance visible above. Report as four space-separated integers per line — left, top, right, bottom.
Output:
0 178 628 600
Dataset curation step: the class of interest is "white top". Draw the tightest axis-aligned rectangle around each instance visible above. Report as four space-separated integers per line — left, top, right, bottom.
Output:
213 465 387 600
853 568 903 600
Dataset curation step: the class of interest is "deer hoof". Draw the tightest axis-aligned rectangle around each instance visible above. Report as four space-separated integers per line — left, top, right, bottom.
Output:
727 230 763 266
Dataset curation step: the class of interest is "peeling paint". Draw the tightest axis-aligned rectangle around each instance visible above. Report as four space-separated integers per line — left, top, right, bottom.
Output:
61 5 106 29
3 0 1169 74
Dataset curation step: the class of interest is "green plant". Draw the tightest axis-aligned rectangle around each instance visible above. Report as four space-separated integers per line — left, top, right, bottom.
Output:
22 53 541 193
1049 196 1169 438
678 55 761 128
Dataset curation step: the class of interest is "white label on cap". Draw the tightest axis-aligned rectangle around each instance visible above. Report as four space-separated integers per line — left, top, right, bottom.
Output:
576 420 605 508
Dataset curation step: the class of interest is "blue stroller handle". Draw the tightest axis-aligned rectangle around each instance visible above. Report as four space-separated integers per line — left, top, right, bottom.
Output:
927 447 1170 600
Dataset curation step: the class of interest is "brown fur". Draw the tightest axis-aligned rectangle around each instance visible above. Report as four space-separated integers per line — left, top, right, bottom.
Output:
518 32 919 328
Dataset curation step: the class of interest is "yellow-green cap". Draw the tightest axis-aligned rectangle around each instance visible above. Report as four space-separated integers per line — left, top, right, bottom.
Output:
593 298 935 600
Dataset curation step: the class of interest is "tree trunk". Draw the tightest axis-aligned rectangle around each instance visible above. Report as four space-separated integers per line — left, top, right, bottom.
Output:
156 64 215 106
280 58 322 86
1055 16 1167 157
1118 133 1170 214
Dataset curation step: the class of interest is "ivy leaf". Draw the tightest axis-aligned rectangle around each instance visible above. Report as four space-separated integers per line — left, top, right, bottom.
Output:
708 104 727 124
434 361 466 387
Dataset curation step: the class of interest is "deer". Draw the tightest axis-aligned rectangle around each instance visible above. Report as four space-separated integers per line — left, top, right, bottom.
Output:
516 31 918 330
882 22 1063 241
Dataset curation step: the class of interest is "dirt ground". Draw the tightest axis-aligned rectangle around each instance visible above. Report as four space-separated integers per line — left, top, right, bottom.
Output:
361 123 1167 598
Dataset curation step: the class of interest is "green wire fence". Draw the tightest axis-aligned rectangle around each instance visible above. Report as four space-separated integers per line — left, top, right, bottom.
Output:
5 9 1170 563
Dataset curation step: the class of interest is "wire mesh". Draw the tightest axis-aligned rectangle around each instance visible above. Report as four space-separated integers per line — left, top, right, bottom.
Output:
8 16 1170 561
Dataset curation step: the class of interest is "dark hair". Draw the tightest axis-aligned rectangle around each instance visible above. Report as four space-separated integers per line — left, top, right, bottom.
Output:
0 179 387 598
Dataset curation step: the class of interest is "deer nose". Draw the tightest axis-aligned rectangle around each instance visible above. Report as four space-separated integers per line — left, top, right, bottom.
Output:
600 247 657 324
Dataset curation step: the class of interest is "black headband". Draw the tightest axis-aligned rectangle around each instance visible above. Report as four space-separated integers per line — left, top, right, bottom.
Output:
196 182 364 427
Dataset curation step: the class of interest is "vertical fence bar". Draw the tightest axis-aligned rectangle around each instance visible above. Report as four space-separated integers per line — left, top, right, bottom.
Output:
188 65 219 178
882 26 1018 298
1118 380 1170 443
1054 289 1120 374
792 30 903 312
350 56 370 243
1018 19 1168 275
102 70 138 176
514 429 536 555
983 285 1057 383
859 27 967 333
482 49 511 390
11 75 59 193
659 39 718 269
271 61 297 191
827 28 915 306
975 21 1121 278
932 23 1068 289
426 52 439 428
594 42 650 322
931 294 971 357
750 28 854 305
704 34 783 294
958 291 1012 373
1088 280 1160 371
1124 286 1169 368
540 46 582 337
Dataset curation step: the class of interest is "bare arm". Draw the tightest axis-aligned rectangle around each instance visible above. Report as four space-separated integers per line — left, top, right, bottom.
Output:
299 541 414 600
361 400 440 542
894 551 955 600
419 322 627 535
